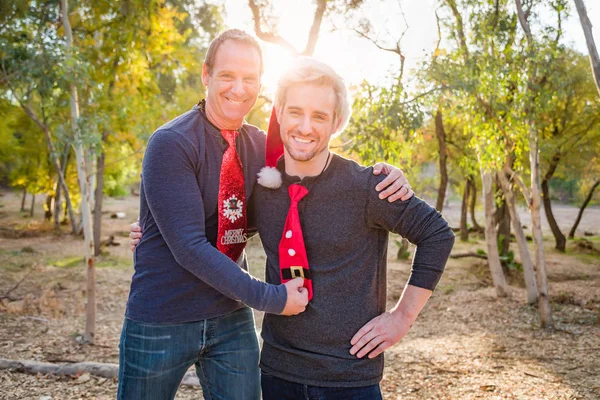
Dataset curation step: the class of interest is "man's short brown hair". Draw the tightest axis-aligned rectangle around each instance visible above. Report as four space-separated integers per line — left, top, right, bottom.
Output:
204 29 264 76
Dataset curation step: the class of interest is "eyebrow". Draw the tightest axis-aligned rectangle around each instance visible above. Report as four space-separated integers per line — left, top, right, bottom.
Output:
216 70 258 77
287 106 331 118
313 111 330 118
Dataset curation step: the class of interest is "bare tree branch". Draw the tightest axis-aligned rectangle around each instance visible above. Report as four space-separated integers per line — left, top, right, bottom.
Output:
351 28 406 78
258 93 272 104
515 0 533 47
248 0 298 55
557 116 600 153
400 86 449 105
574 0 600 96
505 166 532 205
434 9 443 56
352 28 401 55
303 0 327 56
0 270 33 301
8 82 51 136
445 0 469 59
329 138 354 150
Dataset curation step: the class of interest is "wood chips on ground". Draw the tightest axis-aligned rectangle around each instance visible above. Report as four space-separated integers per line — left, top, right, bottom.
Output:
1 194 599 399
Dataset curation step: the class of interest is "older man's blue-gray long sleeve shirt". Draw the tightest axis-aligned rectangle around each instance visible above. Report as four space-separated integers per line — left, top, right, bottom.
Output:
125 103 287 323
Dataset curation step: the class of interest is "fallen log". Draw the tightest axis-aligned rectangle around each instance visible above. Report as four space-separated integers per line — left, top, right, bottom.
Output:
0 358 200 386
449 252 488 260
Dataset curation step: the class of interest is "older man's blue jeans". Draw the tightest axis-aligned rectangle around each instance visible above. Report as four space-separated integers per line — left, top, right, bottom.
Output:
117 307 260 400
261 372 383 400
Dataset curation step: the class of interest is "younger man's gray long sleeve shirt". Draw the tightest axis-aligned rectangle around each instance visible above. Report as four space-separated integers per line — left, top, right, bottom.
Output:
253 154 455 387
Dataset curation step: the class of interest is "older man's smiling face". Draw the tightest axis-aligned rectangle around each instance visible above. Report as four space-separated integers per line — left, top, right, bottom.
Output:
202 40 262 130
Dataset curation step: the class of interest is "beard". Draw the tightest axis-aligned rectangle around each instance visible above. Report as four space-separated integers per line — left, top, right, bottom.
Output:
283 139 328 162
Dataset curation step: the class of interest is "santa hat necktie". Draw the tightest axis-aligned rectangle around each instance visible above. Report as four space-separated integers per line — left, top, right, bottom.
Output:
217 129 247 262
258 107 313 300
279 183 313 300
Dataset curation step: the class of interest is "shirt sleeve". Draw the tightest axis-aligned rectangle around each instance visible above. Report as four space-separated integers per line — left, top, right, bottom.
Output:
365 171 455 291
142 129 286 314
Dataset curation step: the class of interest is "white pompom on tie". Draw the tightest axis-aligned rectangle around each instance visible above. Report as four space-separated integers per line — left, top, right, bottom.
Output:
257 166 282 189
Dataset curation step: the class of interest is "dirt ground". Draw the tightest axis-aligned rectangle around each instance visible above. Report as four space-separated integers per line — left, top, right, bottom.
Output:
0 189 599 399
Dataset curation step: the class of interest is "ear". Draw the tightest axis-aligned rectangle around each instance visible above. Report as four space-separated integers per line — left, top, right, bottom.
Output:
201 63 209 87
334 116 342 134
276 107 282 124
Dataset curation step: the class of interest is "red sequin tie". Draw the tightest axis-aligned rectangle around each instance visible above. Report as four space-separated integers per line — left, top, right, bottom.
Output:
217 130 247 262
278 184 313 300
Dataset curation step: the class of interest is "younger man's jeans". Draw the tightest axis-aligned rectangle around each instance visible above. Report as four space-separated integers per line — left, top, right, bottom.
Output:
261 372 383 400
117 307 260 400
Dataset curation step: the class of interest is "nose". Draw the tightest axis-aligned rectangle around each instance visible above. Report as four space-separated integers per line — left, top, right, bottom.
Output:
298 116 312 135
230 77 245 97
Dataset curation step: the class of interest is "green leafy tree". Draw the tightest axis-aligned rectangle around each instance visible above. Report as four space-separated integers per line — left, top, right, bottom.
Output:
0 0 223 342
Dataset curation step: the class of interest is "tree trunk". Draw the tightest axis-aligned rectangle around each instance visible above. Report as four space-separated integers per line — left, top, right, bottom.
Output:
574 0 600 96
59 145 76 232
495 183 511 257
29 194 35 217
495 183 511 277
87 146 97 213
529 132 553 329
435 110 448 212
54 178 62 231
19 107 77 233
61 0 95 344
541 152 566 251
460 176 469 241
93 133 108 257
541 179 566 251
469 176 482 231
396 238 409 260
13 82 77 233
20 187 27 212
481 170 508 297
45 195 53 221
569 179 600 238
515 0 553 329
498 171 538 304
302 0 327 56
55 156 76 234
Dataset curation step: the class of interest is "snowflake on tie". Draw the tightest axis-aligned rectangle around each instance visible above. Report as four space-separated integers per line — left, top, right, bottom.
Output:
223 195 243 223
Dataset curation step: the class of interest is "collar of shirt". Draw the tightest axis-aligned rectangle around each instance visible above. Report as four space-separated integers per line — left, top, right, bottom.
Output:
194 99 247 148
278 154 340 187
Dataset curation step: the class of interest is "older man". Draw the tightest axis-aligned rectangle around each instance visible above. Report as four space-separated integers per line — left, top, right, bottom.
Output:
121 29 413 400
252 58 455 399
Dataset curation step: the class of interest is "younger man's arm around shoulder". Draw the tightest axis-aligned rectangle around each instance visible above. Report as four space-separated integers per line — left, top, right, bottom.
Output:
142 129 307 316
